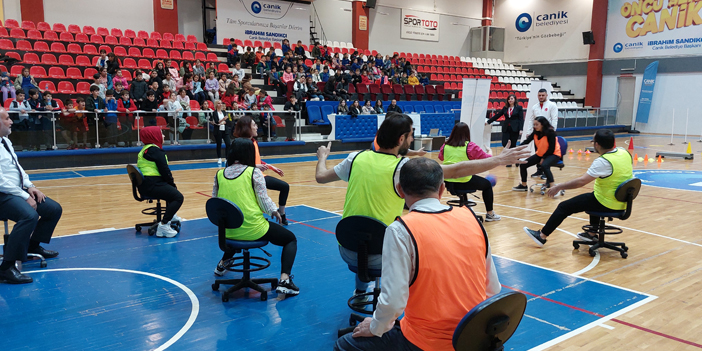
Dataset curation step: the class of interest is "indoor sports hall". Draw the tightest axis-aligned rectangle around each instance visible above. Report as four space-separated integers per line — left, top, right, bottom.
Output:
1 0 702 350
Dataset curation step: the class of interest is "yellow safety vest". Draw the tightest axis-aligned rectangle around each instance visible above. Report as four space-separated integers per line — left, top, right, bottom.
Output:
593 148 633 210
137 144 167 177
216 167 270 240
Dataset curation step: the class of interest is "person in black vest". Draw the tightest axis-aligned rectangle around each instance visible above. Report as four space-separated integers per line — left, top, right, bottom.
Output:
486 94 524 167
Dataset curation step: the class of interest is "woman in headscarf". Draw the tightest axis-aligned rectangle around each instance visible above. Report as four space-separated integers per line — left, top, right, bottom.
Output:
136 126 184 238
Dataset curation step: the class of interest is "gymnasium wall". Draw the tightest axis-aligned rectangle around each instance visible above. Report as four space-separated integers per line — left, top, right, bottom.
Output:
178 0 203 42
42 0 155 33
311 0 353 44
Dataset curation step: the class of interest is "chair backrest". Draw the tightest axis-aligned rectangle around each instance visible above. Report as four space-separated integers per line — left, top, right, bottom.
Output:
615 178 641 220
336 216 387 282
452 291 527 350
557 136 567 159
206 197 245 252
126 164 145 201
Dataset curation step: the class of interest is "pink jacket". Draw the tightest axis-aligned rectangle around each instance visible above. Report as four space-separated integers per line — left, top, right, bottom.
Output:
113 76 129 90
438 142 491 161
282 72 295 84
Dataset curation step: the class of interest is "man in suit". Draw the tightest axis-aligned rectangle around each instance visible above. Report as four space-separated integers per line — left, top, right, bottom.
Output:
486 94 524 167
0 108 62 284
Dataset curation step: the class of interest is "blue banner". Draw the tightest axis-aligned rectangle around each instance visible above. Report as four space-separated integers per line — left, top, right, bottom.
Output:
635 61 658 124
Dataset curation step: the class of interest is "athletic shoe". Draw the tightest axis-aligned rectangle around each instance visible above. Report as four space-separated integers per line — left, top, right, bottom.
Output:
276 276 300 295
350 290 373 306
541 175 547 180
156 222 178 238
280 214 288 226
214 258 234 276
531 171 543 178
523 227 547 247
512 184 528 191
577 232 599 242
171 214 182 223
485 213 501 222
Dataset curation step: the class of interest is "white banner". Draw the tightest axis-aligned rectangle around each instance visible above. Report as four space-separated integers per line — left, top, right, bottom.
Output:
216 0 310 45
459 79 492 152
401 9 440 42
494 0 593 63
605 0 702 59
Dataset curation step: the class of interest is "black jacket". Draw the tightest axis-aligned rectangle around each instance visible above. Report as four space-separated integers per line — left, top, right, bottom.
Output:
487 105 524 132
387 104 402 113
349 106 362 117
130 80 149 101
142 146 175 186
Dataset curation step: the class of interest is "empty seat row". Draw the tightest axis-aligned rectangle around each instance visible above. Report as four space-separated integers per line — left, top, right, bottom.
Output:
0 29 208 50
2 20 197 42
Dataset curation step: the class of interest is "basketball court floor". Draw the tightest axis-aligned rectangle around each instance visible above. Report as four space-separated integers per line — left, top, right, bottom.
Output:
2 133 702 350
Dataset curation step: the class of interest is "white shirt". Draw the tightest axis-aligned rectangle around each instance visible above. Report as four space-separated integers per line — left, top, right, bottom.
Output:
232 68 246 82
586 148 619 178
211 164 277 216
333 151 409 188
0 137 33 200
531 100 559 130
370 197 501 336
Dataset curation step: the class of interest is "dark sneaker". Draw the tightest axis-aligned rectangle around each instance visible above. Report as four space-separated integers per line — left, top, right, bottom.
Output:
523 227 547 247
276 276 300 295
512 184 528 192
280 214 288 226
541 175 547 180
531 171 544 178
214 258 234 276
577 232 599 242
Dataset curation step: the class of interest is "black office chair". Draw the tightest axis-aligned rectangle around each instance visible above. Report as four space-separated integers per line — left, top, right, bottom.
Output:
1 218 47 268
126 164 180 235
207 197 278 302
452 291 527 351
573 178 641 259
444 182 483 223
336 215 386 338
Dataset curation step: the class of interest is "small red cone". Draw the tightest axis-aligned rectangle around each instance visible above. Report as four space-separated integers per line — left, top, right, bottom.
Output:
628 137 634 151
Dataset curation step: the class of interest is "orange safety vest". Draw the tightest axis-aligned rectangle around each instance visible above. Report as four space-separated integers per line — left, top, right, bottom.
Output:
397 206 488 351
253 138 262 165
534 134 561 158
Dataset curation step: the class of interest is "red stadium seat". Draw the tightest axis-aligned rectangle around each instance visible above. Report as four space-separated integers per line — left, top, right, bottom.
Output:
58 55 74 66
128 47 142 57
186 116 203 129
24 53 40 64
235 39 243 46
263 41 273 48
138 59 152 70
83 68 97 79
76 55 91 66
138 30 149 40
121 69 132 81
119 36 132 46
0 28 8 38
369 84 381 101
195 52 206 61
43 30 58 41
187 35 197 43
156 116 169 130
206 53 218 62
415 85 426 101
425 85 437 101
10 28 26 39
244 39 253 47
37 21 50 31
189 100 201 111
97 27 109 36
156 49 168 59
10 65 25 77
160 40 172 48
124 29 136 39
90 34 104 44
16 40 32 51
436 85 446 101
133 38 146 47
123 58 137 69
0 39 12 50
163 33 174 42
174 34 186 42
105 35 118 45
150 32 162 40
59 32 74 42
50 42 66 53
392 84 404 100
83 44 98 55
75 33 89 43
39 81 57 94
27 29 41 39
114 46 127 56
185 42 196 50
142 48 155 58
217 63 229 72
197 42 208 51
98 45 111 54
172 41 184 50
5 19 19 28
52 23 66 32
31 66 47 78
66 67 82 79
58 81 76 94
82 26 96 35
182 51 194 61
76 82 91 94
403 85 416 100
21 21 35 30
169 60 178 69
147 38 159 47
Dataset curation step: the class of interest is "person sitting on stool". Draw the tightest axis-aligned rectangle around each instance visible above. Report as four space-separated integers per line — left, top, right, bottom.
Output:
486 93 524 167
512 116 561 191
0 108 61 284
523 129 633 245
136 126 183 238
233 116 290 225
439 122 501 221
334 158 500 351
212 137 299 296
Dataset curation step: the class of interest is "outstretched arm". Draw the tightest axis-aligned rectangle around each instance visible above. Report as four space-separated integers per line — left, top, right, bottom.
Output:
547 173 595 197
441 141 530 179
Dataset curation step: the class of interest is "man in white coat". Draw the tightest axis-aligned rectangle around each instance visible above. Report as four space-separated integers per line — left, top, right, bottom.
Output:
525 88 559 178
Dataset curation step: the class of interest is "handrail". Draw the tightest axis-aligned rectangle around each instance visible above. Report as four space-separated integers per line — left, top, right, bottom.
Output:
310 3 327 46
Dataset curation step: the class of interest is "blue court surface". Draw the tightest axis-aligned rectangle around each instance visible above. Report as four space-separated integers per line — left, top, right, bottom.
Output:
634 170 702 192
0 205 655 351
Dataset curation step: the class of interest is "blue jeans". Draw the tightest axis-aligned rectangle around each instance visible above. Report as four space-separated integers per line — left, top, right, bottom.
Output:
334 323 421 351
0 193 62 262
339 246 382 291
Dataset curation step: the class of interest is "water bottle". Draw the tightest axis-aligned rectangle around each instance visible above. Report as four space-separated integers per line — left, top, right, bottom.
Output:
217 159 223 168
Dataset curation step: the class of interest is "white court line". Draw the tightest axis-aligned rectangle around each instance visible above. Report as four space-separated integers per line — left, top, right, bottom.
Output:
71 170 85 177
572 251 600 276
598 323 615 330
22 267 199 351
523 314 571 331
78 228 116 234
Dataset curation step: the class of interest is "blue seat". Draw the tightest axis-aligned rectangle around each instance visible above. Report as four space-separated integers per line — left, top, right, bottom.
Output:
320 105 335 125
424 105 435 113
307 105 323 124
414 105 425 113
403 105 414 113
434 105 445 112
587 211 626 218
225 239 269 250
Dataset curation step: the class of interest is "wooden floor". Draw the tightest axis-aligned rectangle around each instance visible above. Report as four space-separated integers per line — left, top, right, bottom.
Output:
16 134 702 350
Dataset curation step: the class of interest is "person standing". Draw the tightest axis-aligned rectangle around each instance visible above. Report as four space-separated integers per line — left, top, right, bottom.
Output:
209 100 232 166
0 108 61 284
486 94 524 167
526 88 559 178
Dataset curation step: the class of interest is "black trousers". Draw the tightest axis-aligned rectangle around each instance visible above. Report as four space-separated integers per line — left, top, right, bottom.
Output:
542 192 616 236
446 175 494 212
502 127 520 149
138 178 184 224
283 113 296 140
222 221 297 275
520 154 561 183
212 127 231 158
0 193 62 262
265 176 289 206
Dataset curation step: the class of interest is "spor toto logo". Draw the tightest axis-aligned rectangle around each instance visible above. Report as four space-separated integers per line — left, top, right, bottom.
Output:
251 1 262 13
613 43 623 53
515 13 532 32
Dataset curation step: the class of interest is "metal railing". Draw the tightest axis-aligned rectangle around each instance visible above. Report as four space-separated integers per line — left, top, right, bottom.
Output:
310 3 327 46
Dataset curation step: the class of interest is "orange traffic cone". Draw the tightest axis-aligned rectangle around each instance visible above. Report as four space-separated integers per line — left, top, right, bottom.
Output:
657 155 662 163
644 154 649 163
628 137 634 152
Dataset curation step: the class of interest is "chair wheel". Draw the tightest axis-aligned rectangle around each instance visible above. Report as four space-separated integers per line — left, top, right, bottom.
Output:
588 247 597 257
212 283 219 291
622 245 628 251
148 225 157 236
540 191 545 195
222 293 229 302
621 252 628 259
529 188 534 193
573 243 580 250
135 225 142 232
40 261 47 268
261 291 267 301
271 281 278 289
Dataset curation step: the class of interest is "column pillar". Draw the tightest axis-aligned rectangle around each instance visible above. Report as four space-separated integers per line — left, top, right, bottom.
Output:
153 0 179 35
351 1 369 50
20 0 43 23
585 0 608 107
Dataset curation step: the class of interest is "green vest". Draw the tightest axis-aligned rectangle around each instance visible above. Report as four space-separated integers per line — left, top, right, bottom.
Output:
137 144 168 177
343 150 405 226
593 148 633 210
443 142 472 183
216 168 270 240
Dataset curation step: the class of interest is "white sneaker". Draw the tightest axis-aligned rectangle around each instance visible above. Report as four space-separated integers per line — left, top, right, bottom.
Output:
156 223 178 238
485 213 501 222
170 214 182 223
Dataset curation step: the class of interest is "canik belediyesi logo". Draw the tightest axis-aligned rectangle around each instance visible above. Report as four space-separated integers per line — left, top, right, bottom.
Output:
613 43 623 53
516 13 532 32
251 1 262 13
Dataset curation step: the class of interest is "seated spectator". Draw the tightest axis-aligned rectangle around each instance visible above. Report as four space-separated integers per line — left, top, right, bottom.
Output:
337 100 349 115
257 90 274 110
255 46 265 64
193 59 206 78
374 100 385 114
294 40 305 58
106 53 120 89
60 99 88 149
335 78 351 101
242 47 256 68
89 73 106 100
419 73 429 86
323 76 339 101
162 72 177 100
399 72 409 85
408 72 420 86
377 71 390 85
232 62 246 82
306 77 323 101
154 61 168 80
293 76 307 101
205 71 220 102
218 73 231 99
256 55 270 77
281 66 295 89
14 68 40 102
191 74 206 105
165 59 180 82
96 49 108 69
361 71 373 85
205 62 218 79
333 158 500 351
243 88 258 109
221 85 238 110
147 81 164 106
320 67 330 83
349 100 362 117
1 70 16 104
390 72 401 85
113 81 126 98
281 39 291 55
103 90 119 147
361 100 374 115
387 99 402 113
227 40 239 67
179 62 194 78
